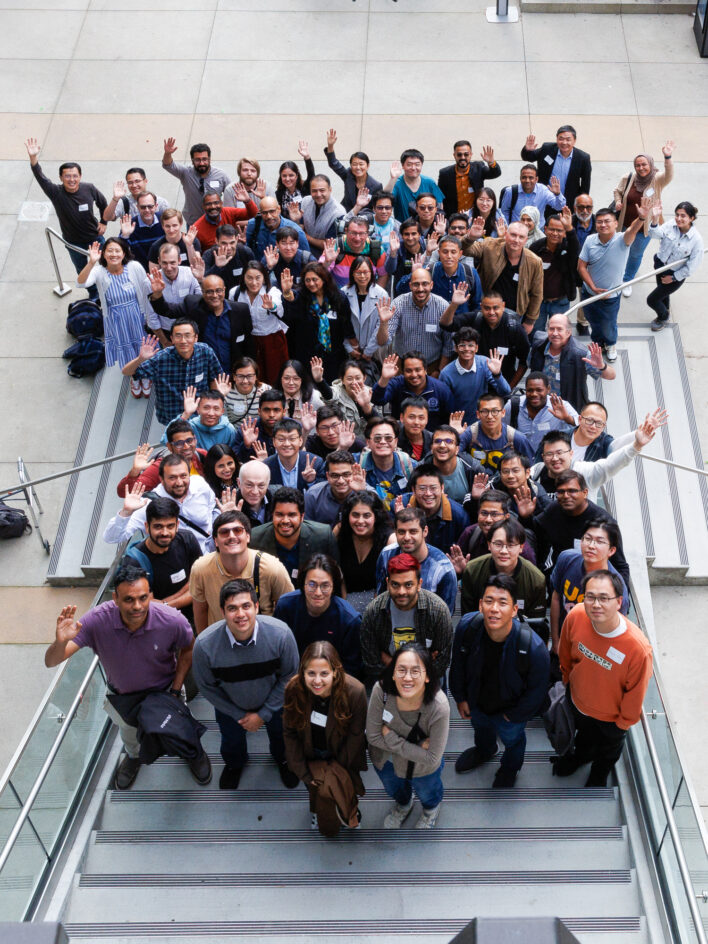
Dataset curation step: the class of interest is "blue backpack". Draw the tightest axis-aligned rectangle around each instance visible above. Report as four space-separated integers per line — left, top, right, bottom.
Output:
66 299 103 340
63 337 105 377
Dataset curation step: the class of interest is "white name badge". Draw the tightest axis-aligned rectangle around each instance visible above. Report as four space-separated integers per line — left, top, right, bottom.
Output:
170 569 186 584
538 422 550 431
573 538 582 551
425 323 438 332
310 710 328 727
397 477 408 489
517 598 525 610
327 312 337 320
209 180 220 188
382 709 394 724
180 252 187 261
561 250 567 256
498 346 509 355
236 334 245 342
645 188 655 197
194 373 204 383
606 646 626 665
545 155 554 165
232 267 243 276
468 187 475 193
425 638 433 648
291 568 298 579
513 273 519 281
542 262 551 270
77 203 89 212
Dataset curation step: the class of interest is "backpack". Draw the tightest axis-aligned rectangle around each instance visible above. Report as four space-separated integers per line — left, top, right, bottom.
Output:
63 337 105 377
499 184 522 220
247 215 263 253
336 234 382 266
466 421 516 453
66 299 103 340
459 613 532 679
0 501 31 539
543 680 576 756
508 389 523 429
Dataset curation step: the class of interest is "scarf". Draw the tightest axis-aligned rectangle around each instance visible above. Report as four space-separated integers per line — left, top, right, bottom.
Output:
632 155 657 193
310 299 332 351
520 205 544 244
301 195 345 239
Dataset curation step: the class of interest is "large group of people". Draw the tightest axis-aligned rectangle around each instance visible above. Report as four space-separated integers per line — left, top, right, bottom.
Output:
41 122 682 834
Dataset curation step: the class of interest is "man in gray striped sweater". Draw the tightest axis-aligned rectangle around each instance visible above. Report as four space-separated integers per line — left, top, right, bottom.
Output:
192 579 300 791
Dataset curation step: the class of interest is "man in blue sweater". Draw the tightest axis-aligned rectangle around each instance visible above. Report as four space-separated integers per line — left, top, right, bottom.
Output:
372 351 454 432
192 579 300 791
164 388 237 451
440 327 510 426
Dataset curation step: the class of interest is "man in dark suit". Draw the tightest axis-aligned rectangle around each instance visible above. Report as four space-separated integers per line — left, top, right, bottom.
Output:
250 486 339 584
263 418 325 491
520 126 591 213
437 140 502 217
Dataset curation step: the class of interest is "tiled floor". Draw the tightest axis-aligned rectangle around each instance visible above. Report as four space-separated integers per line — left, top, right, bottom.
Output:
0 0 706 822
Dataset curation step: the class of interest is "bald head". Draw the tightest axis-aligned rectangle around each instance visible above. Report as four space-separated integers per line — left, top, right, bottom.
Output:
410 266 433 307
547 313 572 351
259 197 281 229
237 460 271 507
201 275 226 311
505 222 528 256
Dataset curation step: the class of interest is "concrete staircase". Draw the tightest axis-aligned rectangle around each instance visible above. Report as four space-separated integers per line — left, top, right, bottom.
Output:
58 696 662 944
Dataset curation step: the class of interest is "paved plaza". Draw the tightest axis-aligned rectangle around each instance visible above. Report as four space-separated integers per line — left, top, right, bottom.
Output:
0 0 706 819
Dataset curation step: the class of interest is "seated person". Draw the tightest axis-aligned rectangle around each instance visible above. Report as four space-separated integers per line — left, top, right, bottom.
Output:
360 552 453 686
439 328 510 427
372 350 454 432
460 518 546 619
263 418 325 491
504 372 577 455
376 507 458 615
336 490 393 613
166 388 237 451
304 450 367 526
400 465 468 556
356 417 417 512
224 357 268 426
274 554 361 676
458 392 535 471
424 425 484 505
305 404 365 461
397 397 433 461
250 487 339 585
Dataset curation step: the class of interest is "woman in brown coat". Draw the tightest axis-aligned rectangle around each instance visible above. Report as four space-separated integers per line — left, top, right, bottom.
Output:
283 641 367 835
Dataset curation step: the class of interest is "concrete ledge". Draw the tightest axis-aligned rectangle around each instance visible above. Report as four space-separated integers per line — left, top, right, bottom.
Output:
521 0 694 12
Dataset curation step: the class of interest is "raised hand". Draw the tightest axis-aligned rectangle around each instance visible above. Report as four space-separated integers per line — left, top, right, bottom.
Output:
262 292 275 311
87 241 102 266
122 481 149 516
120 213 135 238
138 335 160 362
389 160 402 180
300 401 317 434
182 385 200 416
487 348 504 375
582 341 606 371
302 453 318 484
350 461 366 490
471 472 490 499
434 212 447 237
513 485 537 519
183 224 198 247
240 416 260 449
322 237 338 266
190 251 205 282
481 145 495 164
380 353 400 382
148 268 166 296
375 297 396 325
25 137 41 161
309 356 324 383
349 379 372 408
468 216 486 240
560 205 573 231
253 178 268 199
637 195 654 220
263 244 279 270
232 181 249 204
651 201 663 222
215 487 243 514
287 202 303 223
130 444 154 476
339 420 356 450
447 544 470 576
55 605 82 646
251 439 269 461
662 139 675 158
213 372 231 397
393 495 404 515
451 281 470 307
425 232 439 256
495 216 507 237
163 136 178 158
549 175 561 196
113 179 127 199
354 187 371 210
326 128 338 150
450 410 468 433
634 413 664 449
280 268 294 296
525 133 538 152
297 139 310 160
646 407 668 431
548 392 574 425
388 229 400 255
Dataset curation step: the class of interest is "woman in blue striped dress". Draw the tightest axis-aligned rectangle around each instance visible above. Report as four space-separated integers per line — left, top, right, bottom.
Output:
78 239 156 397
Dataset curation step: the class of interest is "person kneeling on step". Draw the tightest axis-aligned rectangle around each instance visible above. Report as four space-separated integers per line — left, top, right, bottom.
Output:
449 574 550 788
366 643 450 830
192 578 300 790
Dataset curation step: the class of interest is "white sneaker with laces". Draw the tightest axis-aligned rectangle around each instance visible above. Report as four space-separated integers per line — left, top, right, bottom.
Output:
622 286 632 298
310 813 318 830
383 798 414 829
415 804 441 829
605 344 618 362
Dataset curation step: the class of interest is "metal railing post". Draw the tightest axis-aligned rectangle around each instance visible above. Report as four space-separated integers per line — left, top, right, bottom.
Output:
487 0 519 22
44 227 90 299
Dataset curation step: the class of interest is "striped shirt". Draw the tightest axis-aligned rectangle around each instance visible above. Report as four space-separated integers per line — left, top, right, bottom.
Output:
386 292 454 364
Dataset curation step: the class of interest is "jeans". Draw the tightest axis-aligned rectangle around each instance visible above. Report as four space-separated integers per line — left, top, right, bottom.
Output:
467 706 528 772
581 288 621 346
646 254 683 322
68 236 104 301
623 230 651 282
375 759 445 810
535 297 570 334
215 707 286 770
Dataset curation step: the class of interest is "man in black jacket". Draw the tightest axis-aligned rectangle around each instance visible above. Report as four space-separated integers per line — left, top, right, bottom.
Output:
529 207 580 332
437 140 502 217
520 126 591 212
149 273 254 372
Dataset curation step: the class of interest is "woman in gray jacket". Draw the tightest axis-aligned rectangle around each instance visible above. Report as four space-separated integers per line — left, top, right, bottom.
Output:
366 643 450 830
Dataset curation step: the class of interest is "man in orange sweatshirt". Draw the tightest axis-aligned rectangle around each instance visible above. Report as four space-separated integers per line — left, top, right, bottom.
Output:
556 570 652 787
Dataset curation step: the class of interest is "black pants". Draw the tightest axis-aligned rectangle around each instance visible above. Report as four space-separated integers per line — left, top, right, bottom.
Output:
570 691 626 782
646 254 684 322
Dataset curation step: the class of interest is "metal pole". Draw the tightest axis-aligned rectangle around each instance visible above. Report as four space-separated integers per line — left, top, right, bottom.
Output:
487 0 518 22
641 453 708 478
44 228 73 298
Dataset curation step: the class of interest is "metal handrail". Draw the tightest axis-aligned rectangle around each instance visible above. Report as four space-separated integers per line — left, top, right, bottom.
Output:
45 226 89 298
0 443 164 501
641 453 708 478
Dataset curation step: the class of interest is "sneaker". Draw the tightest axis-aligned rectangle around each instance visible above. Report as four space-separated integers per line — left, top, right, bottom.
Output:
492 767 517 789
219 765 243 790
576 323 590 337
114 754 141 790
278 762 300 790
129 378 142 399
455 747 497 774
415 804 441 829
188 749 212 785
622 286 632 298
140 378 152 397
650 318 667 332
383 798 414 829
605 344 618 362
310 813 318 830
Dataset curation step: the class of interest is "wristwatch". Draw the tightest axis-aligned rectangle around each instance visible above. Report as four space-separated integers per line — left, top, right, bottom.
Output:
168 688 181 697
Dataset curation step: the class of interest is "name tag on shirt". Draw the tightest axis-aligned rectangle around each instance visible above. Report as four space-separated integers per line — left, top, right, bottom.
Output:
606 646 626 665
397 477 408 489
209 180 220 188
538 422 550 431
498 346 509 355
327 312 337 320
78 203 89 211
180 252 187 262
425 638 433 648
517 598 525 610
291 568 298 579
310 710 328 727
545 155 554 165
573 538 582 551
645 188 655 197
236 334 245 342
542 262 551 270
512 273 519 282
170 569 186 584
232 267 243 276
468 187 475 193
382 709 394 724
425 323 438 332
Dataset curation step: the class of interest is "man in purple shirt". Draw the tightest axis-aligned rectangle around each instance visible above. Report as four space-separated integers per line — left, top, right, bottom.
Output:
44 561 210 790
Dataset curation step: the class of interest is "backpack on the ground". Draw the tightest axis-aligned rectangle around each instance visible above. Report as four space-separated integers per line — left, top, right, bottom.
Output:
66 299 103 340
0 501 31 539
63 337 105 377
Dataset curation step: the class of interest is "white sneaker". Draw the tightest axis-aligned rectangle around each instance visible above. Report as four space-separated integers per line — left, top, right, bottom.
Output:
415 804 441 829
383 798 414 829
310 813 318 830
140 378 152 397
622 286 632 298
605 345 618 362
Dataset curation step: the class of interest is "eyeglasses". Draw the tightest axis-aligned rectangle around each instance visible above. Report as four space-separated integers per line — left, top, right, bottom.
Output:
582 535 609 546
580 416 605 429
217 526 247 537
584 594 618 605
416 485 441 494
479 510 503 519
433 438 456 447
394 667 422 679
318 422 341 433
556 487 582 496
490 541 520 551
305 581 333 594
478 408 502 417
371 436 395 444
172 436 196 446
328 471 352 480
235 372 256 381
139 203 156 210
544 449 571 460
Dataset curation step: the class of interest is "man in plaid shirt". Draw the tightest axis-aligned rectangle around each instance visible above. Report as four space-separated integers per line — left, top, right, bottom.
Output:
122 318 221 425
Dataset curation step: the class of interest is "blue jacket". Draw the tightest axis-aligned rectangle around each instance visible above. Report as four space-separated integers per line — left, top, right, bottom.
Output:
263 452 325 491
370 375 454 432
449 615 550 723
273 591 362 677
440 358 511 426
401 493 469 555
162 414 237 451
430 261 482 313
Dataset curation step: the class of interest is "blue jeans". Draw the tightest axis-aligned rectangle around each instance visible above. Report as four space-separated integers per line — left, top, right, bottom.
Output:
215 707 286 770
467 706 528 772
581 288 621 346
375 759 445 810
535 297 570 334
623 230 651 282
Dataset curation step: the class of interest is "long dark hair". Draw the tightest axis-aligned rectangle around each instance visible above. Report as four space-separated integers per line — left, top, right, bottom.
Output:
300 261 341 307
299 553 343 598
380 643 439 704
277 359 314 403
283 641 352 733
238 260 269 296
337 490 392 552
203 444 239 497
474 187 499 237
276 160 304 203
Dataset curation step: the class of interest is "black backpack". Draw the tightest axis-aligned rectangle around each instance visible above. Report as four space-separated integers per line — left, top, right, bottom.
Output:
63 337 105 377
66 299 103 340
499 184 522 221
459 613 533 679
0 501 31 539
